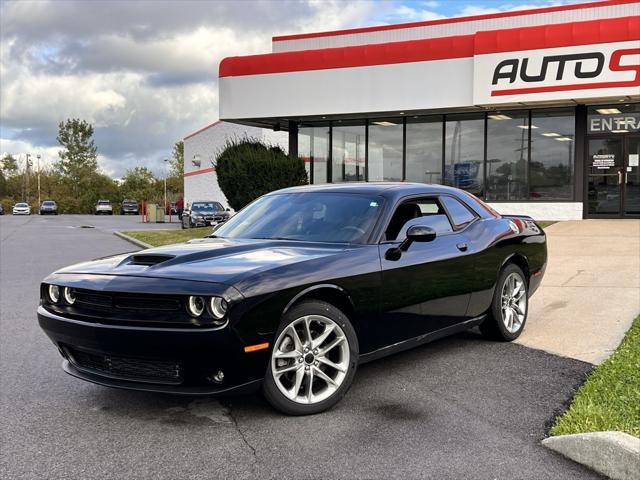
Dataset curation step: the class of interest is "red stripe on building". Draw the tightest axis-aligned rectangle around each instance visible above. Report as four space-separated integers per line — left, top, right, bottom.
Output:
184 167 216 177
184 120 222 140
220 34 475 77
220 17 638 78
272 0 637 42
475 16 639 55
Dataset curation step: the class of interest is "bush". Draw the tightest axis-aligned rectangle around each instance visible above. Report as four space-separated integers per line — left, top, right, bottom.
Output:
215 138 308 210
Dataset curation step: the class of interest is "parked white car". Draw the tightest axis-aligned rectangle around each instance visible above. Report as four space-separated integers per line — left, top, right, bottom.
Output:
95 199 113 215
12 202 31 215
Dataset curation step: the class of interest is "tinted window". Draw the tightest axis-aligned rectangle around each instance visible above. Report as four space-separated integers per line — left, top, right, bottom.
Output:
15 203 28 207
530 108 575 201
486 110 529 201
444 113 485 196
385 198 451 241
192 202 223 211
214 193 384 244
440 196 475 228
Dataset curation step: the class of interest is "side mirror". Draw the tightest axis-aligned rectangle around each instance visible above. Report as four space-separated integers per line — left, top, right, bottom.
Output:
385 225 437 261
226 208 231 211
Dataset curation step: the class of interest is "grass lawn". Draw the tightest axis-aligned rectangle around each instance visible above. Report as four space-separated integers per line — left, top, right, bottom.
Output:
550 315 640 438
123 227 211 247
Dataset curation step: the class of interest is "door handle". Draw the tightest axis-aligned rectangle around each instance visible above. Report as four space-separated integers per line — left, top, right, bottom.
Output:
618 169 624 184
456 243 468 252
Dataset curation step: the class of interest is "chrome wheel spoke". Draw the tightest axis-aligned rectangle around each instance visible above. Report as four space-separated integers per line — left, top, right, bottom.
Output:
317 356 347 372
303 316 313 346
306 368 314 403
313 366 337 387
311 323 335 349
287 324 303 351
292 366 305 398
274 363 301 378
501 272 527 333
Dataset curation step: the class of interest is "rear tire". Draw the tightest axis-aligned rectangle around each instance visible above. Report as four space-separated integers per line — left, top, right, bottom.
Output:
480 263 528 342
262 300 359 415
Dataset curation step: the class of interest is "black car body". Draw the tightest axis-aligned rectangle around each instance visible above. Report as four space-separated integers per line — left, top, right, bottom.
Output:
0 203 4 215
38 183 546 413
182 201 230 228
40 200 58 215
120 200 139 215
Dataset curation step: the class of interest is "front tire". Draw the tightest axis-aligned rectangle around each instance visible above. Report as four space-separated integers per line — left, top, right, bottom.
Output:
262 300 359 415
480 263 528 341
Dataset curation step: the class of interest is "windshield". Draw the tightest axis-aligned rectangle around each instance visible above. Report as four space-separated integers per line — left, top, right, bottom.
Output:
98 200 110 205
214 192 384 243
191 202 223 212
15 203 28 207
43 201 55 206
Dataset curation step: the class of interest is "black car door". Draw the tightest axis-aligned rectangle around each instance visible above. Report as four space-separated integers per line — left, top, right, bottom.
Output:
375 195 477 345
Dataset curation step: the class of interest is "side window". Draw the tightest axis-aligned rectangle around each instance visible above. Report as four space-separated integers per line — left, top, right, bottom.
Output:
440 196 476 229
385 198 453 241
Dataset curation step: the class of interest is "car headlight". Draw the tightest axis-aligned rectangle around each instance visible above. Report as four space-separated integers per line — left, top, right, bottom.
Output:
63 287 76 305
187 296 206 317
208 297 228 320
47 284 60 303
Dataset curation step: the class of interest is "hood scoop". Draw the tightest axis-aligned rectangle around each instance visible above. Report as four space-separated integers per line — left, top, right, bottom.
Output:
127 254 176 267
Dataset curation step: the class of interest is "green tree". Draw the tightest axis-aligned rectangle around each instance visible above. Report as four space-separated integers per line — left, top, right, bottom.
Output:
215 138 307 210
120 166 157 203
170 140 184 177
1 154 19 177
55 118 101 212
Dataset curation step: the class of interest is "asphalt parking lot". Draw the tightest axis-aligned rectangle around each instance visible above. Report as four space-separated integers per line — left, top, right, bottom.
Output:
0 215 601 479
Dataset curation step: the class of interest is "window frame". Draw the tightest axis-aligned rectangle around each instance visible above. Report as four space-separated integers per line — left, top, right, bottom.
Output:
378 193 479 244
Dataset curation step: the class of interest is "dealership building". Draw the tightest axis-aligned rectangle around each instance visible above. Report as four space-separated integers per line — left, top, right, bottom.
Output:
218 0 639 219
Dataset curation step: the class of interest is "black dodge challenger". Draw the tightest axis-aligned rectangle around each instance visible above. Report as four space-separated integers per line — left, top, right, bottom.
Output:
38 183 547 415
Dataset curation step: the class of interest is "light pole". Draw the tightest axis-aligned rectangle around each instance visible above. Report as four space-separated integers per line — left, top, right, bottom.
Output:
25 153 31 203
163 158 169 216
37 154 41 209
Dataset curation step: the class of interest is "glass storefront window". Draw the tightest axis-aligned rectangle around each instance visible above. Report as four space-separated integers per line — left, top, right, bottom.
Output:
332 121 365 182
530 108 575 201
486 111 529 201
368 118 403 181
444 113 485 196
406 116 443 184
587 103 640 135
299 124 329 184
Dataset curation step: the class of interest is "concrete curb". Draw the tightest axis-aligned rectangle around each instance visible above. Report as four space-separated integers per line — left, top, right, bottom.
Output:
542 432 640 480
113 231 152 250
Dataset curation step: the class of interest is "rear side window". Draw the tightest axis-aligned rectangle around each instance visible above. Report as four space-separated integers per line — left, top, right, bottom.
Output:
440 196 476 229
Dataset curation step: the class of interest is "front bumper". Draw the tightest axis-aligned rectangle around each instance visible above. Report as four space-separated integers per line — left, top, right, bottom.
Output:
37 305 267 395
13 210 30 215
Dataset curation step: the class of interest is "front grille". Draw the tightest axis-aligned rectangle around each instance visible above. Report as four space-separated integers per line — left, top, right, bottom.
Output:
64 346 183 385
76 291 112 309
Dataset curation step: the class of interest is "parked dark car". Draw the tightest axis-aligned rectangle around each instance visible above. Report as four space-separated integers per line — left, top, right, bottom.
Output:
181 200 230 229
0 203 4 215
40 200 58 215
38 183 546 415
120 199 139 215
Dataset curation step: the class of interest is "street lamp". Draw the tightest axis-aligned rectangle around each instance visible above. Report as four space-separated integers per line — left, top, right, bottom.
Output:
37 154 41 209
163 158 169 216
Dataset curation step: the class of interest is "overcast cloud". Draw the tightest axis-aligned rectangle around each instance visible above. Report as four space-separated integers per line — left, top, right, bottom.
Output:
0 0 585 178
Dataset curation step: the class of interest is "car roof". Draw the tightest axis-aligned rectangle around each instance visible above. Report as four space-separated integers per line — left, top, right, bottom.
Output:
270 182 461 197
266 183 495 219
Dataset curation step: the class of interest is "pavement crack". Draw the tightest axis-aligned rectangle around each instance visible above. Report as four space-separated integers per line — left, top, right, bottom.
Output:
561 269 584 286
224 401 257 460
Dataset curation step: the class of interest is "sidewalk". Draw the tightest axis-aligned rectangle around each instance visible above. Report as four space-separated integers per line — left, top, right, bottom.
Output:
517 219 640 365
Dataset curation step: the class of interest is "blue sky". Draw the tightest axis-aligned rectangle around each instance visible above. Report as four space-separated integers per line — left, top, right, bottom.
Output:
0 0 590 177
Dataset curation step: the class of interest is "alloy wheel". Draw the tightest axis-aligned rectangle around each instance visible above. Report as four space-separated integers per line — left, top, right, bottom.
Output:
501 272 527 333
271 315 350 404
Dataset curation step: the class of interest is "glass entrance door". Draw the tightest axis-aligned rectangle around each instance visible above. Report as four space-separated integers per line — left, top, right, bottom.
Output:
587 138 623 216
588 136 640 217
625 136 640 216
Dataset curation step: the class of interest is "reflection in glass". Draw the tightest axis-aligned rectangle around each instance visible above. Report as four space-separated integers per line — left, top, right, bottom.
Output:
368 118 403 181
405 116 443 184
626 137 640 215
299 125 329 184
444 114 484 196
486 111 528 201
332 122 365 182
530 108 575 201
587 138 623 214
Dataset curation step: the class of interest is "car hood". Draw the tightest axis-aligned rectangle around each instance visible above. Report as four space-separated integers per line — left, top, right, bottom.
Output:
53 237 359 288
